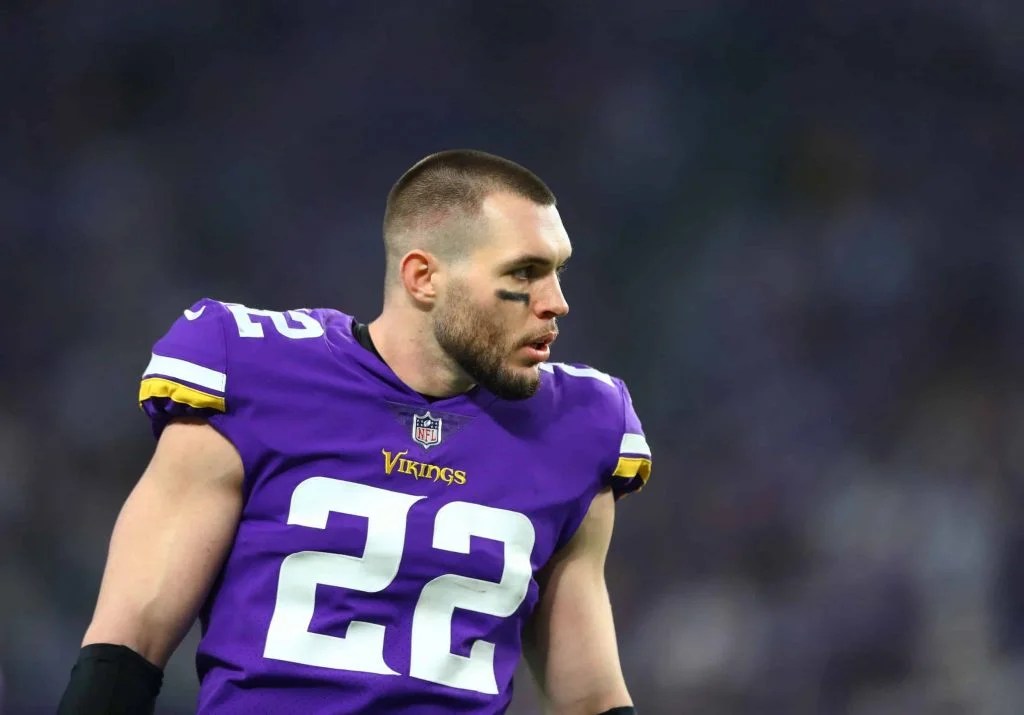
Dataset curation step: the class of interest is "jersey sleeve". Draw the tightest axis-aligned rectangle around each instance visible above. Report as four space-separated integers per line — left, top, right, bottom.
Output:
138 298 229 437
607 378 652 499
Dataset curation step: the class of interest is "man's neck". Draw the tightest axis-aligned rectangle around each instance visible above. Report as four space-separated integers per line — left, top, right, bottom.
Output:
367 311 475 398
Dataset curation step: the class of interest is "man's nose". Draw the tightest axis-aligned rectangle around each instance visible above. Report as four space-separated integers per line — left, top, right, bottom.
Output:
535 277 569 319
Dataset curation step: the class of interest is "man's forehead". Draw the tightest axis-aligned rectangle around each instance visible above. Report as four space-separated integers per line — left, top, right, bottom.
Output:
478 192 572 260
481 190 559 222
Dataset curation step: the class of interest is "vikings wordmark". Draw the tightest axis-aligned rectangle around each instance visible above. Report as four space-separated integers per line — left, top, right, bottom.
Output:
381 448 467 486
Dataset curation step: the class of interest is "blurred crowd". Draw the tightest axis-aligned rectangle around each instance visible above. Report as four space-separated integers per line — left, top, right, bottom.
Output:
2 1 1023 713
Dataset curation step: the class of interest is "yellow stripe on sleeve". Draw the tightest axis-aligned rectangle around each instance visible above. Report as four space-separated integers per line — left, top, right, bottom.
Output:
139 377 226 412
612 456 652 483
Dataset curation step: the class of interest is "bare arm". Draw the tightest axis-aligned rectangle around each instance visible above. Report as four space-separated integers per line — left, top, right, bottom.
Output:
82 418 244 668
524 488 632 715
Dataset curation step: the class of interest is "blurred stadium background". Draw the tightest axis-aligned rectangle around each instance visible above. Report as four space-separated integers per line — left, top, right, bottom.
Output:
3 1 1023 713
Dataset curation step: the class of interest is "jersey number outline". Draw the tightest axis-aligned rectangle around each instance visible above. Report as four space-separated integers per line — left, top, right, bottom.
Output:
263 477 536 695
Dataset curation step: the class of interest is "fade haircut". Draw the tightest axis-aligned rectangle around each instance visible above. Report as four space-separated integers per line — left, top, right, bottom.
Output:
382 149 556 288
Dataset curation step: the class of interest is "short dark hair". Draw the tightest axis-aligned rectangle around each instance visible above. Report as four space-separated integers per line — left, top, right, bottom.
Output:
383 149 556 241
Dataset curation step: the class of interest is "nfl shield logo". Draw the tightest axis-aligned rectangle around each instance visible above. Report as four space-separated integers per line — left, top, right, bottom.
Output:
412 411 442 449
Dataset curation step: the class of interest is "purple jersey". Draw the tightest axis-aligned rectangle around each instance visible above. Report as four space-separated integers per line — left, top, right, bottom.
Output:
138 299 652 714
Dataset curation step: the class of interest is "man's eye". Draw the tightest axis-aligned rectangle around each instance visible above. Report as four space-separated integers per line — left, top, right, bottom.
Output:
511 268 532 280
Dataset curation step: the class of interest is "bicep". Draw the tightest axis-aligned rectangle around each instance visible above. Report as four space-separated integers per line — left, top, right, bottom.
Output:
525 489 632 715
83 418 244 667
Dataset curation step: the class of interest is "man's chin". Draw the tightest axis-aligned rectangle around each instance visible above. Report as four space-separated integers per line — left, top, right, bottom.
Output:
512 365 543 395
509 360 543 378
481 364 541 400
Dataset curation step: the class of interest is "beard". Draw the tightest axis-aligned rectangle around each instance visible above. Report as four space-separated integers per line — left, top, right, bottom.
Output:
432 283 541 401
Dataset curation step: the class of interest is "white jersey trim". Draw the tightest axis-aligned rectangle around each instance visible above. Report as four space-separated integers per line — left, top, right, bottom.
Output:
143 353 227 393
620 432 651 457
539 362 614 386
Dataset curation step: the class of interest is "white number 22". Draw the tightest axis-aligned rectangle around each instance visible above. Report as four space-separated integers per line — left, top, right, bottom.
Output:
263 477 536 694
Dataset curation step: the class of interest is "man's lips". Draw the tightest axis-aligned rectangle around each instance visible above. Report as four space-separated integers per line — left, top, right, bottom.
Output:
523 332 558 349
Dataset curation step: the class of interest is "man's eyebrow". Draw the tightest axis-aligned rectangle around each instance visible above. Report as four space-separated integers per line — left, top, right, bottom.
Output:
500 255 572 271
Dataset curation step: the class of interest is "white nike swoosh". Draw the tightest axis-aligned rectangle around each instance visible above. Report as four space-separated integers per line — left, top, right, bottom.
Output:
183 306 206 321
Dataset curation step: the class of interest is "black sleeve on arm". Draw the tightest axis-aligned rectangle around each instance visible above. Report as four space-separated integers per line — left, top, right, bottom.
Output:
597 708 636 715
57 644 163 715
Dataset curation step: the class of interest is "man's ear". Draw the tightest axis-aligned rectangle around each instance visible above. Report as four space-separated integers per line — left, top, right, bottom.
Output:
399 249 440 305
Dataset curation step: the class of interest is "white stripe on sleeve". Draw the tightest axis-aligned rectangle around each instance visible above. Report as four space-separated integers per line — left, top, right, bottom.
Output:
143 353 227 393
620 432 651 457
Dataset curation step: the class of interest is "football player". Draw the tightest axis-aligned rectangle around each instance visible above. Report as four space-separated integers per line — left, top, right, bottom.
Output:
59 150 652 714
